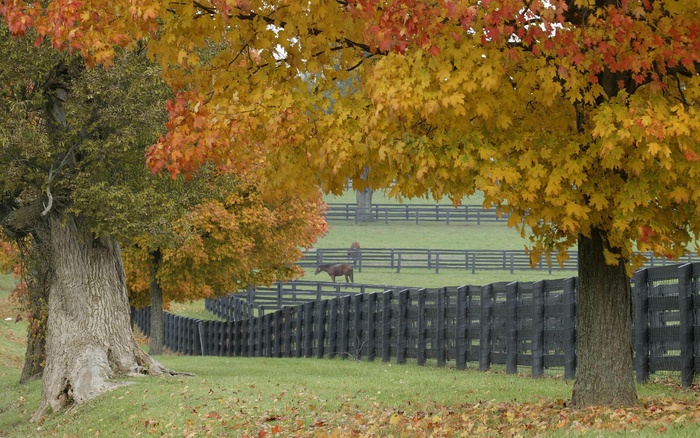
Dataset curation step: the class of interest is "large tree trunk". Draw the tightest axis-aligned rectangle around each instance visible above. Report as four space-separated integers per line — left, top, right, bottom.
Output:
571 228 637 407
355 188 374 223
32 215 178 421
148 251 164 355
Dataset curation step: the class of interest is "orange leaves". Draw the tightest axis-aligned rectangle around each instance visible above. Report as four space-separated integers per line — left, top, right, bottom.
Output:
167 394 700 437
124 173 328 305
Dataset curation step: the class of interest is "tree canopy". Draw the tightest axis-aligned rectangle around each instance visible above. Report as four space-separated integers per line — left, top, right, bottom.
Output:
5 0 700 408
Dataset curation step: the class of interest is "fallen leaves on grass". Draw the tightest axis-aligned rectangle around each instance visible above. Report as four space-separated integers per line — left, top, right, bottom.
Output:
120 385 700 437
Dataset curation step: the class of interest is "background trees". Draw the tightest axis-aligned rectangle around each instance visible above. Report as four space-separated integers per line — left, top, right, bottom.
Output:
5 0 700 409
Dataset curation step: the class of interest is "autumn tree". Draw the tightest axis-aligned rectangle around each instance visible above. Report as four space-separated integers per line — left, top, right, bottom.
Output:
123 171 328 355
6 0 700 409
0 23 189 420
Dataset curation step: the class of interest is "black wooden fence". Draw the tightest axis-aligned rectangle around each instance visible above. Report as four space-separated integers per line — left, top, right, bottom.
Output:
135 279 578 378
325 203 506 224
299 248 700 274
133 262 700 386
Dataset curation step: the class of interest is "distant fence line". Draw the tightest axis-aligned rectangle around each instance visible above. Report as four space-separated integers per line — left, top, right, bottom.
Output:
298 248 700 274
325 203 505 224
133 262 700 386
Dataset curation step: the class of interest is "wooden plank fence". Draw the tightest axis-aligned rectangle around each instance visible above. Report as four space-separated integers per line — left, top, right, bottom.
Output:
299 248 700 274
133 262 700 386
325 203 506 224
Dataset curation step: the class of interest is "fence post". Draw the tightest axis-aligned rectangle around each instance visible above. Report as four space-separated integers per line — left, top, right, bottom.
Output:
277 282 283 310
316 299 327 359
340 295 351 359
678 263 695 388
397 290 409 365
479 284 493 371
436 288 447 367
509 254 515 274
417 289 427 366
283 306 293 357
382 290 393 362
632 269 650 383
366 293 377 361
197 320 206 356
290 306 300 358
506 282 518 374
563 277 577 380
264 314 273 357
531 280 545 378
327 298 339 359
273 310 281 357
352 294 364 361
455 286 468 371
304 301 314 358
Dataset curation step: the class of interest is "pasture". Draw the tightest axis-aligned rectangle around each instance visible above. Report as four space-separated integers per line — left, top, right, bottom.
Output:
2 192 699 436
2 276 700 436
298 191 575 288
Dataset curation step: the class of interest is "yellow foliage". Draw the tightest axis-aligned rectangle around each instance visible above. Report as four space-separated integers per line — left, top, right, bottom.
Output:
7 0 700 272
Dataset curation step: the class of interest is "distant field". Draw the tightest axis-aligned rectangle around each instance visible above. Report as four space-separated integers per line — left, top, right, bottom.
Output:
313 222 529 251
303 190 574 287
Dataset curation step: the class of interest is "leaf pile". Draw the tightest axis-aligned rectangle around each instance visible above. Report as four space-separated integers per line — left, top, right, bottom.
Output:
109 387 700 437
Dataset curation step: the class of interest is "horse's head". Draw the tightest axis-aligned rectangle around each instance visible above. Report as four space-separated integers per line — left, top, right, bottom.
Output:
314 266 322 275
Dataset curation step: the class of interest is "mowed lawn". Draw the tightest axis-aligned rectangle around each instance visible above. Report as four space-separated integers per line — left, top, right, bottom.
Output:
2 193 699 436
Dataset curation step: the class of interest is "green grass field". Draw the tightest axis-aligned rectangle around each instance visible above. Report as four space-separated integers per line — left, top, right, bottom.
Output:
2 263 700 436
295 190 576 288
2 274 699 437
1 191 697 436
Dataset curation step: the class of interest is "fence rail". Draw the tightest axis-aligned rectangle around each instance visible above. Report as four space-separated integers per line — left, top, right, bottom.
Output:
325 203 505 224
134 262 700 386
299 248 700 274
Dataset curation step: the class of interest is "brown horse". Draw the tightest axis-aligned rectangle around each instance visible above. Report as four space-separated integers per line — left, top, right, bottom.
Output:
315 263 354 283
347 241 360 257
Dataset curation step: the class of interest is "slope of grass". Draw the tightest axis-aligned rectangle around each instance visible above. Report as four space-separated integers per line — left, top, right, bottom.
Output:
3 273 700 437
1 353 699 437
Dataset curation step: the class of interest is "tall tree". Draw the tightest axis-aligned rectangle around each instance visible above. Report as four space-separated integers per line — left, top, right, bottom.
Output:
0 25 185 420
123 172 328 355
5 0 700 408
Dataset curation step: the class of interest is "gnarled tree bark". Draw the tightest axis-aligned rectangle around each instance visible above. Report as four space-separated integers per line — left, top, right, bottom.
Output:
32 214 180 421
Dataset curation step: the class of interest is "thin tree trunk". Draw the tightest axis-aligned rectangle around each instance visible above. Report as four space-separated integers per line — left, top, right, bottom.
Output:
571 228 637 407
19 228 51 383
149 250 164 355
19 275 48 383
355 188 374 222
32 215 181 421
